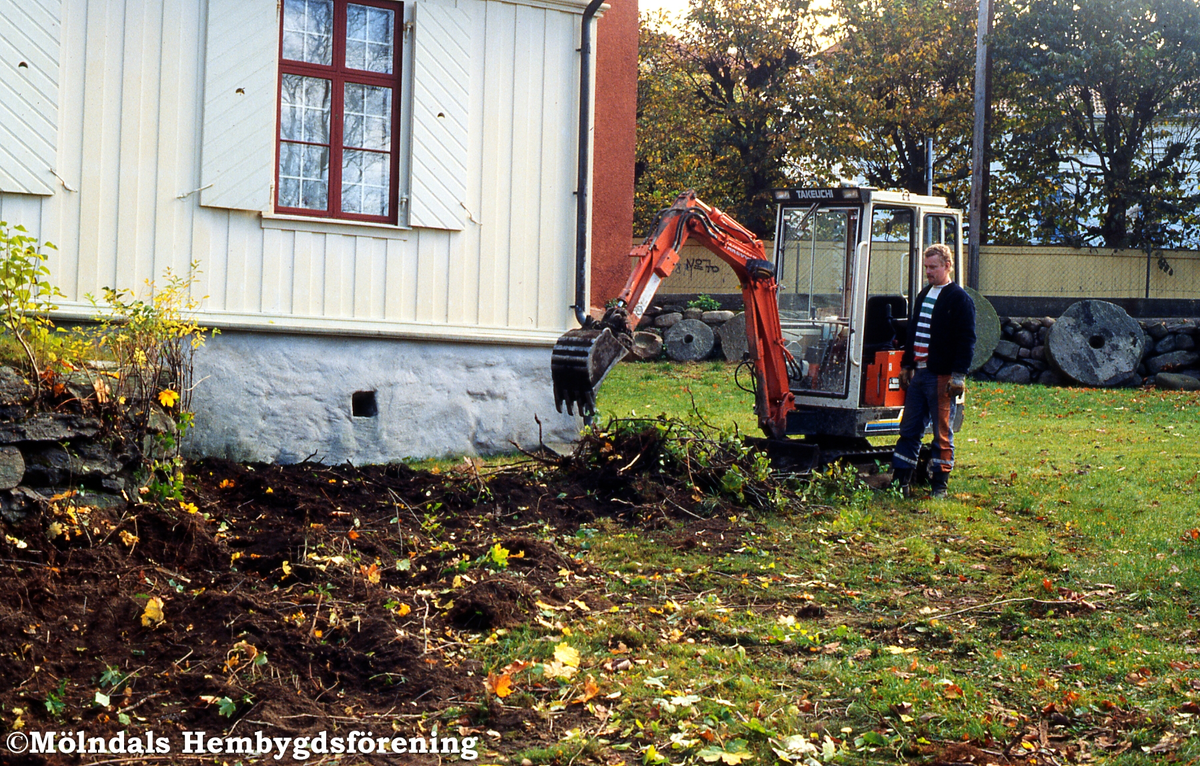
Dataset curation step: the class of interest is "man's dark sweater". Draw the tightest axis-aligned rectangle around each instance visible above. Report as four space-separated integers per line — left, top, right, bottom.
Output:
901 281 976 375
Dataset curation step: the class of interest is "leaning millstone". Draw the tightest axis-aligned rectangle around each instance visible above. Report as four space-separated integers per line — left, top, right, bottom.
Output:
0 413 102 443
1046 300 1147 387
701 310 735 325
996 363 1032 384
717 313 748 361
664 319 715 362
1116 372 1142 388
993 339 1021 362
1156 372 1200 391
627 331 664 361
1146 350 1200 375
655 312 683 329
0 446 25 490
965 288 1000 374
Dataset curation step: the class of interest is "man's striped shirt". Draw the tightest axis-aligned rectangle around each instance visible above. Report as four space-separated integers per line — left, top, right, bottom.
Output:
912 284 945 368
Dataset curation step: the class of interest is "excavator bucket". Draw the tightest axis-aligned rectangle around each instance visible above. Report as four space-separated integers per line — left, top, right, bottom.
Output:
551 327 629 417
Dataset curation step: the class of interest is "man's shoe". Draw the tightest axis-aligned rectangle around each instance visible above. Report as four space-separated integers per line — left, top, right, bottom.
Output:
930 486 947 499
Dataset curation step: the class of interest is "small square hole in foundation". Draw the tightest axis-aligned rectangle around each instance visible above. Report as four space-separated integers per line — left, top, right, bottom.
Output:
352 391 378 418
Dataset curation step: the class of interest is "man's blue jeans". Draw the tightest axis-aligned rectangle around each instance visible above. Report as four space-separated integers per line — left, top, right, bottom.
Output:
892 368 957 485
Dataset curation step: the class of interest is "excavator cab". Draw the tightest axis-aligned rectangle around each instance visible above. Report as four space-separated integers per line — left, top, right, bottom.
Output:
771 187 964 441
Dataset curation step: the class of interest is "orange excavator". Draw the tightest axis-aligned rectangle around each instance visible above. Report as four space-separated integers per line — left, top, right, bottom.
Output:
552 187 969 470
552 190 796 438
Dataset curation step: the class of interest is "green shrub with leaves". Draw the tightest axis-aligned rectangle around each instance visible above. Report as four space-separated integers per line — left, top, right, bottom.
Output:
86 262 217 491
0 221 65 393
686 294 722 312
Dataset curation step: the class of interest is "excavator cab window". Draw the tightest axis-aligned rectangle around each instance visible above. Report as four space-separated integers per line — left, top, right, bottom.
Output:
774 205 859 398
865 207 916 350
924 214 959 250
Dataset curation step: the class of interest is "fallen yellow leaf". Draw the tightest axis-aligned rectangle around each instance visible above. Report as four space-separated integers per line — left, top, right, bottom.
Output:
141 597 165 628
554 642 581 668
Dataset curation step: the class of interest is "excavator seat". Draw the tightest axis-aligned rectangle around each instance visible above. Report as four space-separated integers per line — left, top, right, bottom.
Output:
863 295 908 354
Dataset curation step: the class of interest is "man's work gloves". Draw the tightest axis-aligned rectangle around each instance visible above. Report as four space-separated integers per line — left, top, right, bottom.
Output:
947 373 966 397
897 369 965 395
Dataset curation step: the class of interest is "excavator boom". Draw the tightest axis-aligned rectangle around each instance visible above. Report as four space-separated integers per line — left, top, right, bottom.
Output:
552 190 796 438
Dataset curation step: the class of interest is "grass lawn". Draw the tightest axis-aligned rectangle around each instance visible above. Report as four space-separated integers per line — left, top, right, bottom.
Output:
487 361 1200 764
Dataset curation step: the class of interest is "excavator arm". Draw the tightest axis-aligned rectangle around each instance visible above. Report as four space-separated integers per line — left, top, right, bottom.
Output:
552 190 796 439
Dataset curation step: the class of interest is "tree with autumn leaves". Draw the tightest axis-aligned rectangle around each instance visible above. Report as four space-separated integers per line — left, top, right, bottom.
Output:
805 0 981 208
635 0 1200 248
991 0 1200 249
635 0 821 235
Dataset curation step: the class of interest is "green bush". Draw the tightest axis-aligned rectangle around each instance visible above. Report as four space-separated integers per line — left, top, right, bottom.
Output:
0 221 64 393
686 294 722 312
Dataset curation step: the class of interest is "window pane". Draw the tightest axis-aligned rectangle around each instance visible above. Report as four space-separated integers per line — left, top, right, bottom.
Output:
345 4 394 73
282 0 333 65
280 75 331 144
279 142 329 210
342 149 390 216
343 83 391 150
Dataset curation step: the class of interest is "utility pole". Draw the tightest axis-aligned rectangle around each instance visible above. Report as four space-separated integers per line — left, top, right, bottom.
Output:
967 0 994 290
926 137 934 197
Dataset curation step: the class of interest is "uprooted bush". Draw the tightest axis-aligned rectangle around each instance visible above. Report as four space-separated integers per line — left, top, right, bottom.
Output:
545 417 809 514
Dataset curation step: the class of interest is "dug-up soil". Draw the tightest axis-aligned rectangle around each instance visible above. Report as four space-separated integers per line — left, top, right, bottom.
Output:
0 426 748 765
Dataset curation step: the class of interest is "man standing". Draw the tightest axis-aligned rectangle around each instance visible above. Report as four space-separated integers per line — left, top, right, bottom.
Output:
892 244 976 498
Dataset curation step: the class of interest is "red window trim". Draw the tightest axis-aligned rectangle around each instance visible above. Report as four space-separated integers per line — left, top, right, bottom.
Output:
275 0 404 224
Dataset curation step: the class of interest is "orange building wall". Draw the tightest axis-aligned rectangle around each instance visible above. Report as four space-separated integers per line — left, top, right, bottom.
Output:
590 0 639 309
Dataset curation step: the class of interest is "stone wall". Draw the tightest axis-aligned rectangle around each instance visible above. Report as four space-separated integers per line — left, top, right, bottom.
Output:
973 317 1200 390
631 303 746 362
0 367 137 523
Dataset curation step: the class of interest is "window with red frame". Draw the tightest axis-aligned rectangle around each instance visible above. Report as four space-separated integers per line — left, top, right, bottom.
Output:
277 0 402 222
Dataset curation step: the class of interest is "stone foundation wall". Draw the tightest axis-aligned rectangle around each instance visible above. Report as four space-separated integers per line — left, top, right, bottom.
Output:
186 331 580 464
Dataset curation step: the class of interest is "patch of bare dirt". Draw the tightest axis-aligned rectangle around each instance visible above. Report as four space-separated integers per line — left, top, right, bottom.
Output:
0 423 756 764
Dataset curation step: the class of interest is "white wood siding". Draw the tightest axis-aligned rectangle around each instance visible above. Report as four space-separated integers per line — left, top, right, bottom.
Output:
409 1 470 230
0 0 590 344
0 0 61 195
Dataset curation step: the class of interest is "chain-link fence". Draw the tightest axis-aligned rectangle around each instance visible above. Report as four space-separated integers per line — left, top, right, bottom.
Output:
977 246 1200 299
654 241 1200 300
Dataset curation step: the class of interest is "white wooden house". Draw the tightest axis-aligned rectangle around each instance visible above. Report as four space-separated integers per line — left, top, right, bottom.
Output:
0 0 625 462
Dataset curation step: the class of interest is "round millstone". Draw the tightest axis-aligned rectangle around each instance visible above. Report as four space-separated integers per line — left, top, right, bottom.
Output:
664 319 715 362
965 287 1000 374
1046 300 1147 387
717 313 748 361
